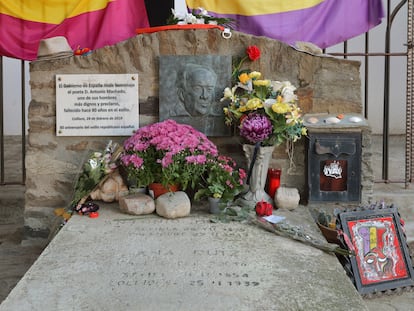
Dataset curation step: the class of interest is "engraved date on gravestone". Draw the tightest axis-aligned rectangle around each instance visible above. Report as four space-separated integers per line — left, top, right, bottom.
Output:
193 280 260 287
110 271 260 289
190 272 260 287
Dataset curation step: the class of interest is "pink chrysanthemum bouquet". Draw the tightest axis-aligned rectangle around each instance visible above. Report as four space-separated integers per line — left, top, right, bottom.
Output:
121 119 218 190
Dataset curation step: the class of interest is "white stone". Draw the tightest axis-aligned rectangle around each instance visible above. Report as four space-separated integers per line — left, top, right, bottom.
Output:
275 187 300 210
155 191 190 219
119 193 155 215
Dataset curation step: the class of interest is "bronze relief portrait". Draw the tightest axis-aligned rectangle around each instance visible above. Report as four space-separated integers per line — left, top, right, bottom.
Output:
159 55 232 136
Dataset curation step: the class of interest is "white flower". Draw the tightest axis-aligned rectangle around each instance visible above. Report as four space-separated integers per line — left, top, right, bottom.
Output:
281 85 297 103
272 81 298 103
264 98 276 107
271 81 284 93
198 7 209 16
88 159 99 170
221 86 238 102
222 87 232 99
184 13 197 24
282 81 296 92
237 80 253 92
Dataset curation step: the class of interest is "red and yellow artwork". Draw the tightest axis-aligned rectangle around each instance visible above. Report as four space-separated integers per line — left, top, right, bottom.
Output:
348 216 408 285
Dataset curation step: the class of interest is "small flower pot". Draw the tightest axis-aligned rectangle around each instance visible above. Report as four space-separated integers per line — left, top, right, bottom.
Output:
208 197 221 214
148 183 179 199
317 222 340 245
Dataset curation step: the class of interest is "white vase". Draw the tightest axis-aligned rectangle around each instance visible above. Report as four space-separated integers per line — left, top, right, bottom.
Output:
237 144 275 208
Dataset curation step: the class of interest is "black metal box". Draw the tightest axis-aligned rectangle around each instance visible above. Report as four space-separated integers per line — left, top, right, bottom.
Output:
308 132 361 202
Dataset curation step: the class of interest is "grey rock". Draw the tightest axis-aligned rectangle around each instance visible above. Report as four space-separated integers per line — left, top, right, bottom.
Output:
119 194 155 215
155 191 191 219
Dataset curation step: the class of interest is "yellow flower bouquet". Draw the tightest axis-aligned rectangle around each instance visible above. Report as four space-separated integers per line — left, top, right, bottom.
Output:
222 70 307 147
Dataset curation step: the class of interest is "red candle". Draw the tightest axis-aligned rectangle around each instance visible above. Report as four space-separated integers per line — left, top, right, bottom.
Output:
267 168 281 198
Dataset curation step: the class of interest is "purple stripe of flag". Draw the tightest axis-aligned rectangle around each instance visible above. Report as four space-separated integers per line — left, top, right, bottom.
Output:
202 0 384 49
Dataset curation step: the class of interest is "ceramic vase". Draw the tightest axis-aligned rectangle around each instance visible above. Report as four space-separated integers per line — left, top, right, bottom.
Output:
237 144 275 208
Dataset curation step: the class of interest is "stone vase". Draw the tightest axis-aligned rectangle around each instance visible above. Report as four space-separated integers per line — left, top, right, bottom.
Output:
237 144 275 208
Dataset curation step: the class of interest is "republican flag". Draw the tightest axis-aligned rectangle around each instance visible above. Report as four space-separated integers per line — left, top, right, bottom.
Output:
0 0 149 61
186 0 384 49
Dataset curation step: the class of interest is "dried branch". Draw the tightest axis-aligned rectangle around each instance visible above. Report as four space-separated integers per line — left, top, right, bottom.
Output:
249 216 354 256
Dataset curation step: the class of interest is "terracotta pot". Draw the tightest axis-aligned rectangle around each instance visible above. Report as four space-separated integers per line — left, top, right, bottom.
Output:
148 183 179 199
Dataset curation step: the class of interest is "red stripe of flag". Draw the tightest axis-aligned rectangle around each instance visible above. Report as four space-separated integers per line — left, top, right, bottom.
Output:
0 0 149 60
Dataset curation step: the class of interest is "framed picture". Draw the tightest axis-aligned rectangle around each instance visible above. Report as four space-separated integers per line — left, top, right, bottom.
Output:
337 205 414 295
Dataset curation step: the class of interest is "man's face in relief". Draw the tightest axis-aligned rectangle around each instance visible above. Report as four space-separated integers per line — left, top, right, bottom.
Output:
182 68 217 116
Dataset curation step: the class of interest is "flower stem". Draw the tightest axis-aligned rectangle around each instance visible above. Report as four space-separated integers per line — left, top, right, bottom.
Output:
232 55 248 81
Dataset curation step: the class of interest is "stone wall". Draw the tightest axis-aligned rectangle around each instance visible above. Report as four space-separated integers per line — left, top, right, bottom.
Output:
25 28 365 245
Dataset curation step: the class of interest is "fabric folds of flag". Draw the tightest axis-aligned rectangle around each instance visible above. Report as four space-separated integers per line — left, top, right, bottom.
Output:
186 0 384 49
0 0 149 61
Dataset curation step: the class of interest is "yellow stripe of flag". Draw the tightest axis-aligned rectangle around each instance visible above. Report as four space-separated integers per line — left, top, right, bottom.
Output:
0 0 114 24
186 0 324 16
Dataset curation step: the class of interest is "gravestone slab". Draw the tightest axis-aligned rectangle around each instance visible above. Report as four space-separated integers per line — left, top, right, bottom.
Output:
0 204 368 311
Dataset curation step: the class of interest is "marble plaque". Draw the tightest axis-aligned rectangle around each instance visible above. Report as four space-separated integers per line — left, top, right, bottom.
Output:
56 74 139 136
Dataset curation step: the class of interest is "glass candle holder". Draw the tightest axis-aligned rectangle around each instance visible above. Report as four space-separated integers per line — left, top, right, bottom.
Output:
267 168 281 198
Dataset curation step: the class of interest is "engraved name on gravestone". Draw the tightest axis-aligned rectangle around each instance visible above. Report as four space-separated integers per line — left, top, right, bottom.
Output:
56 74 139 136
159 55 232 136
